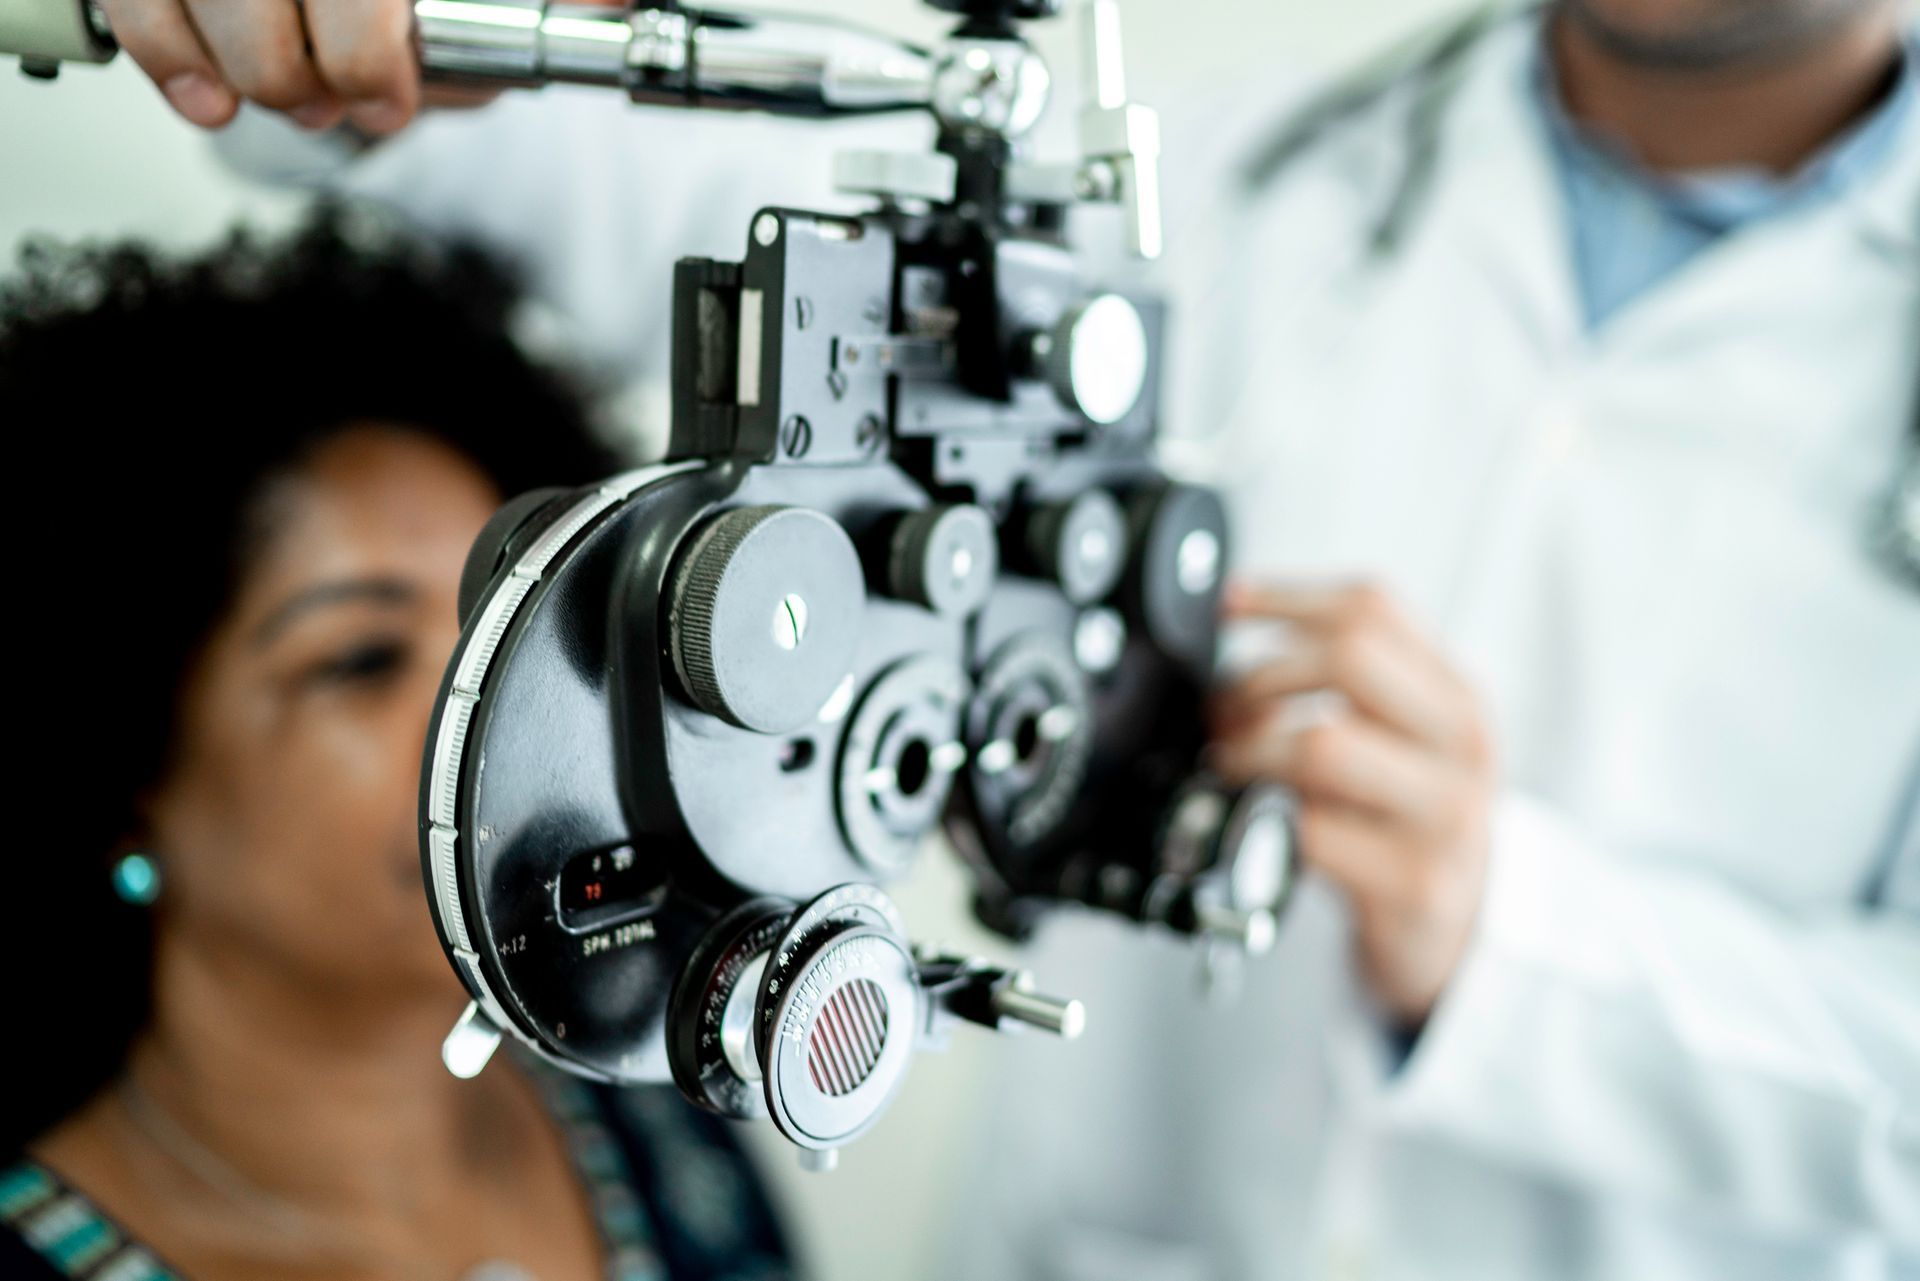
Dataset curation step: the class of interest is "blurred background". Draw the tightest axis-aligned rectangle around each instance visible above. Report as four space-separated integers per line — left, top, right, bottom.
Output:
0 2 1467 1277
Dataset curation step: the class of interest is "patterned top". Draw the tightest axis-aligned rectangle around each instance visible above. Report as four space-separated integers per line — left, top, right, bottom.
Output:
0 1070 792 1281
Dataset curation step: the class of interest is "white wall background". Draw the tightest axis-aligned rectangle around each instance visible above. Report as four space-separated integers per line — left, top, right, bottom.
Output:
0 2 1466 1277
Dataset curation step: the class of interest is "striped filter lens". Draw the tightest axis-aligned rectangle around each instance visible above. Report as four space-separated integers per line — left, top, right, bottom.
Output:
807 977 891 1097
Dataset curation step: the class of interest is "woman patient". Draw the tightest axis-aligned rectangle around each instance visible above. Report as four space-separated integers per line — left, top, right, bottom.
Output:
0 210 791 1281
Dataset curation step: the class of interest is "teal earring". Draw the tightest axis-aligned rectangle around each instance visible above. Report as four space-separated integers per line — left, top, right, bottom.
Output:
111 853 162 907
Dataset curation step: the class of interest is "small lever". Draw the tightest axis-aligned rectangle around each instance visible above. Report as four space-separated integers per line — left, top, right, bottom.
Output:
991 972 1088 1039
915 950 1087 1044
442 1000 504 1078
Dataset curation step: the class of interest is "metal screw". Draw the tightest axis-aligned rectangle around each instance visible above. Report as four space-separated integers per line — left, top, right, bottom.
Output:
1177 529 1221 595
855 414 885 454
1073 608 1127 674
773 594 809 651
795 296 814 329
754 213 781 247
827 369 849 401
780 415 813 459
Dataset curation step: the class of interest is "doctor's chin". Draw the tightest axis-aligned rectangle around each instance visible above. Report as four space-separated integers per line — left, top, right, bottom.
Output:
1 0 1915 1278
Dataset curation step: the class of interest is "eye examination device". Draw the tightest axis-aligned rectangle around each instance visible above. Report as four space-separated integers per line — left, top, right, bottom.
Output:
5 0 1300 1169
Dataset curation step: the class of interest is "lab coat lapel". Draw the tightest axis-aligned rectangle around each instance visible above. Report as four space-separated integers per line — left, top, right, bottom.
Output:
1592 112 1920 374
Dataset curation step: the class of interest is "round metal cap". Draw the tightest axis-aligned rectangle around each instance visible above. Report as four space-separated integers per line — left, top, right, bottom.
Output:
1048 294 1148 426
889 504 998 617
1027 489 1127 606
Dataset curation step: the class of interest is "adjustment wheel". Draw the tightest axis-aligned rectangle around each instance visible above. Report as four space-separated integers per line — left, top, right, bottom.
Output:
888 504 998 617
754 885 920 1153
966 633 1093 850
667 899 794 1118
835 656 970 875
668 505 868 733
1124 483 1229 669
1023 489 1127 605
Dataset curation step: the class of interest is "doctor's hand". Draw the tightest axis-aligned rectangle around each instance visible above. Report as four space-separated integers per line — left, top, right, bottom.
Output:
99 0 421 133
99 0 541 132
1208 581 1497 1026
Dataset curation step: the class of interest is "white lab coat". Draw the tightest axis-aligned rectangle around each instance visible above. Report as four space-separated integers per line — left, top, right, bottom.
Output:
944 15 1920 1281
215 16 1920 1277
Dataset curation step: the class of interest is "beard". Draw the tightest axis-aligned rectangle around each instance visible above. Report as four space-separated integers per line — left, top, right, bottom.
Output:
1555 0 1886 70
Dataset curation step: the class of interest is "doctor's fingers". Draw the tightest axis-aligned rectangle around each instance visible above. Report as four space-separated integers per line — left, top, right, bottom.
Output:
1209 628 1478 758
1223 579 1474 706
100 0 414 131
303 0 422 133
1291 802 1404 903
187 0 346 123
99 0 237 126
1297 800 1490 930
1211 715 1465 833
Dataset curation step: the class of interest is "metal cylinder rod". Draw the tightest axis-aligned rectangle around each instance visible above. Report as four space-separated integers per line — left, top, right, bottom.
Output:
414 0 936 117
12 0 935 114
991 984 1087 1039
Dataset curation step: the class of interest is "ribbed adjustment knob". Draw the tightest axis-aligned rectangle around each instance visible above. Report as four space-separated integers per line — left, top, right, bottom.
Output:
1025 489 1127 605
1124 483 1229 669
889 503 998 617
669 504 867 733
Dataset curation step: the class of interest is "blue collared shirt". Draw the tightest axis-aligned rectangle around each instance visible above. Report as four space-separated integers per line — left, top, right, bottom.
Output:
1535 35 1917 330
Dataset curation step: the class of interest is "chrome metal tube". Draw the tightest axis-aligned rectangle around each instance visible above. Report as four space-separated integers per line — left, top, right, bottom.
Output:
686 11 932 115
414 0 934 117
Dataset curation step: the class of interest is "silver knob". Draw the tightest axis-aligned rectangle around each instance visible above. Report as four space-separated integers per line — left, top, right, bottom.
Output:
991 975 1087 1039
1041 294 1148 426
1193 904 1278 957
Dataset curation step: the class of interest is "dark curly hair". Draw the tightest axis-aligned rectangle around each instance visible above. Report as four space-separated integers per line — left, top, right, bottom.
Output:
0 206 622 1152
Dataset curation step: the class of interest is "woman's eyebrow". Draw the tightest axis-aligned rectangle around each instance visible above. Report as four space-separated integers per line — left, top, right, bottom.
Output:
251 577 419 647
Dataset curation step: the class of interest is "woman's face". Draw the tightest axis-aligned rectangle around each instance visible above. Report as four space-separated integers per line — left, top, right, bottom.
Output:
145 426 502 999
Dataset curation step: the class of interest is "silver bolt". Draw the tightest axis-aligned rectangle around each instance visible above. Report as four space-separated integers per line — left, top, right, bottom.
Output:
1194 904 1277 957
1177 528 1222 595
976 739 1017 775
1078 527 1113 567
773 594 809 651
1038 704 1080 742
929 741 968 774
991 984 1087 1039
754 213 781 247
1073 608 1127 674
